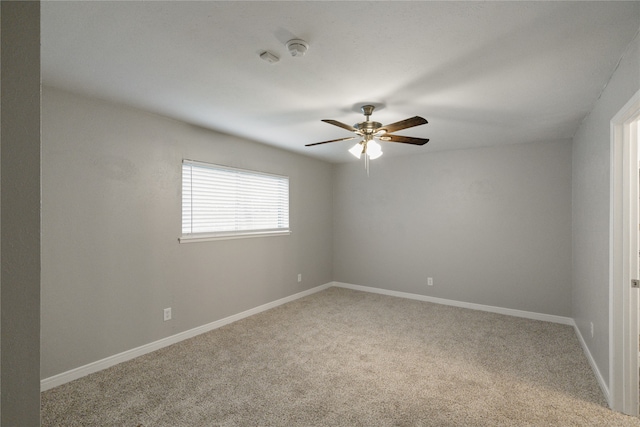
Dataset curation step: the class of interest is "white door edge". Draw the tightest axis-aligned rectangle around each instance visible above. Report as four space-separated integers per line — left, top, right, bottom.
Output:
610 88 640 415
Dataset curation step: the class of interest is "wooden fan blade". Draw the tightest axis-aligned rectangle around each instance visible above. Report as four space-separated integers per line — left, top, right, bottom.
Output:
305 136 357 147
379 134 429 145
321 119 358 133
380 116 428 134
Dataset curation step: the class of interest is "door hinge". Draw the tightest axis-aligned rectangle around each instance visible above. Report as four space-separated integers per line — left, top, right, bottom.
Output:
632 279 640 288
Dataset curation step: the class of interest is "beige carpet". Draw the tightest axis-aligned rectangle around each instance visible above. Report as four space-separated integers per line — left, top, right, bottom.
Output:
41 287 640 426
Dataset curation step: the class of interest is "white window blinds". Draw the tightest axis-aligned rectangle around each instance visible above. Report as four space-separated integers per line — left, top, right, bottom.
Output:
181 160 290 241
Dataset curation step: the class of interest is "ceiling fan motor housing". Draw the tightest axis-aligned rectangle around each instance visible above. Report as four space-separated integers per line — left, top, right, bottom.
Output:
355 121 382 135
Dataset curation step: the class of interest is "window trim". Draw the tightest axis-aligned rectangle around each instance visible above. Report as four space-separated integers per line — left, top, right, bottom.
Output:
179 160 291 243
178 229 291 244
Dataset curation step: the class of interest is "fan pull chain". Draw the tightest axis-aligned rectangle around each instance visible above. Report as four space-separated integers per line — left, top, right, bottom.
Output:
365 152 370 176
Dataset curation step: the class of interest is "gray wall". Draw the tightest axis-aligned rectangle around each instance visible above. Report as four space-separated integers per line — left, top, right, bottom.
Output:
1 1 41 425
333 140 573 316
572 32 640 387
41 87 333 379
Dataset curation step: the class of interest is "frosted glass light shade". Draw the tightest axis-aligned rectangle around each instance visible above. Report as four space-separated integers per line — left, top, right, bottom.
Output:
349 143 363 159
367 140 383 159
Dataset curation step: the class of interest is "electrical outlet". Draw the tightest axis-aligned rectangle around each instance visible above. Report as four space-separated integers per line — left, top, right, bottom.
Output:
164 307 172 321
297 274 302 283
590 322 594 338
427 277 434 286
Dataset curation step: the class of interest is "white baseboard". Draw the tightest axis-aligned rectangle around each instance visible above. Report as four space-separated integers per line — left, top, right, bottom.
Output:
42 280 605 402
41 282 332 391
574 322 611 406
332 282 574 325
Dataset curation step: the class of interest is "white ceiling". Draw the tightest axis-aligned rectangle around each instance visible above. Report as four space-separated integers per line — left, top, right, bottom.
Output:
41 1 640 163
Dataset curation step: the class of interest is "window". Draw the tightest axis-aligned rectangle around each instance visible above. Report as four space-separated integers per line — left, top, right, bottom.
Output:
181 160 290 242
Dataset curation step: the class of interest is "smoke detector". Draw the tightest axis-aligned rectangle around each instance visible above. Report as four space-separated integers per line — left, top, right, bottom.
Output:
286 39 309 57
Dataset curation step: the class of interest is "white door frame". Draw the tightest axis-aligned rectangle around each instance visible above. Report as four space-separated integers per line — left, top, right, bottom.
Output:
610 89 640 415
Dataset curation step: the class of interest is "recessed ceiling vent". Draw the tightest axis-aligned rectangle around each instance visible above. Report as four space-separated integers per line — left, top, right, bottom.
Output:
286 39 309 57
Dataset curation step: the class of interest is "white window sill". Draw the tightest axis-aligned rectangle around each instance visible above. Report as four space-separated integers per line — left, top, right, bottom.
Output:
179 230 291 243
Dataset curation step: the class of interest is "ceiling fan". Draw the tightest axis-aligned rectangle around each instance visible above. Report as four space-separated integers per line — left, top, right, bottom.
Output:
306 105 429 162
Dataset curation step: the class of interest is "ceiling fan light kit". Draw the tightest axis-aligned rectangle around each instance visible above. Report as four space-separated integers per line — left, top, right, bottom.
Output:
306 105 429 173
349 138 383 160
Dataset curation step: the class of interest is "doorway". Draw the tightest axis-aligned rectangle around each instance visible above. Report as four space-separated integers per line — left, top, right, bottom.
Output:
610 89 640 415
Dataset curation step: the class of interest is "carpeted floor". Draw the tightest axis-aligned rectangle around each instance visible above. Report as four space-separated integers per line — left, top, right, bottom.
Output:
41 287 640 426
